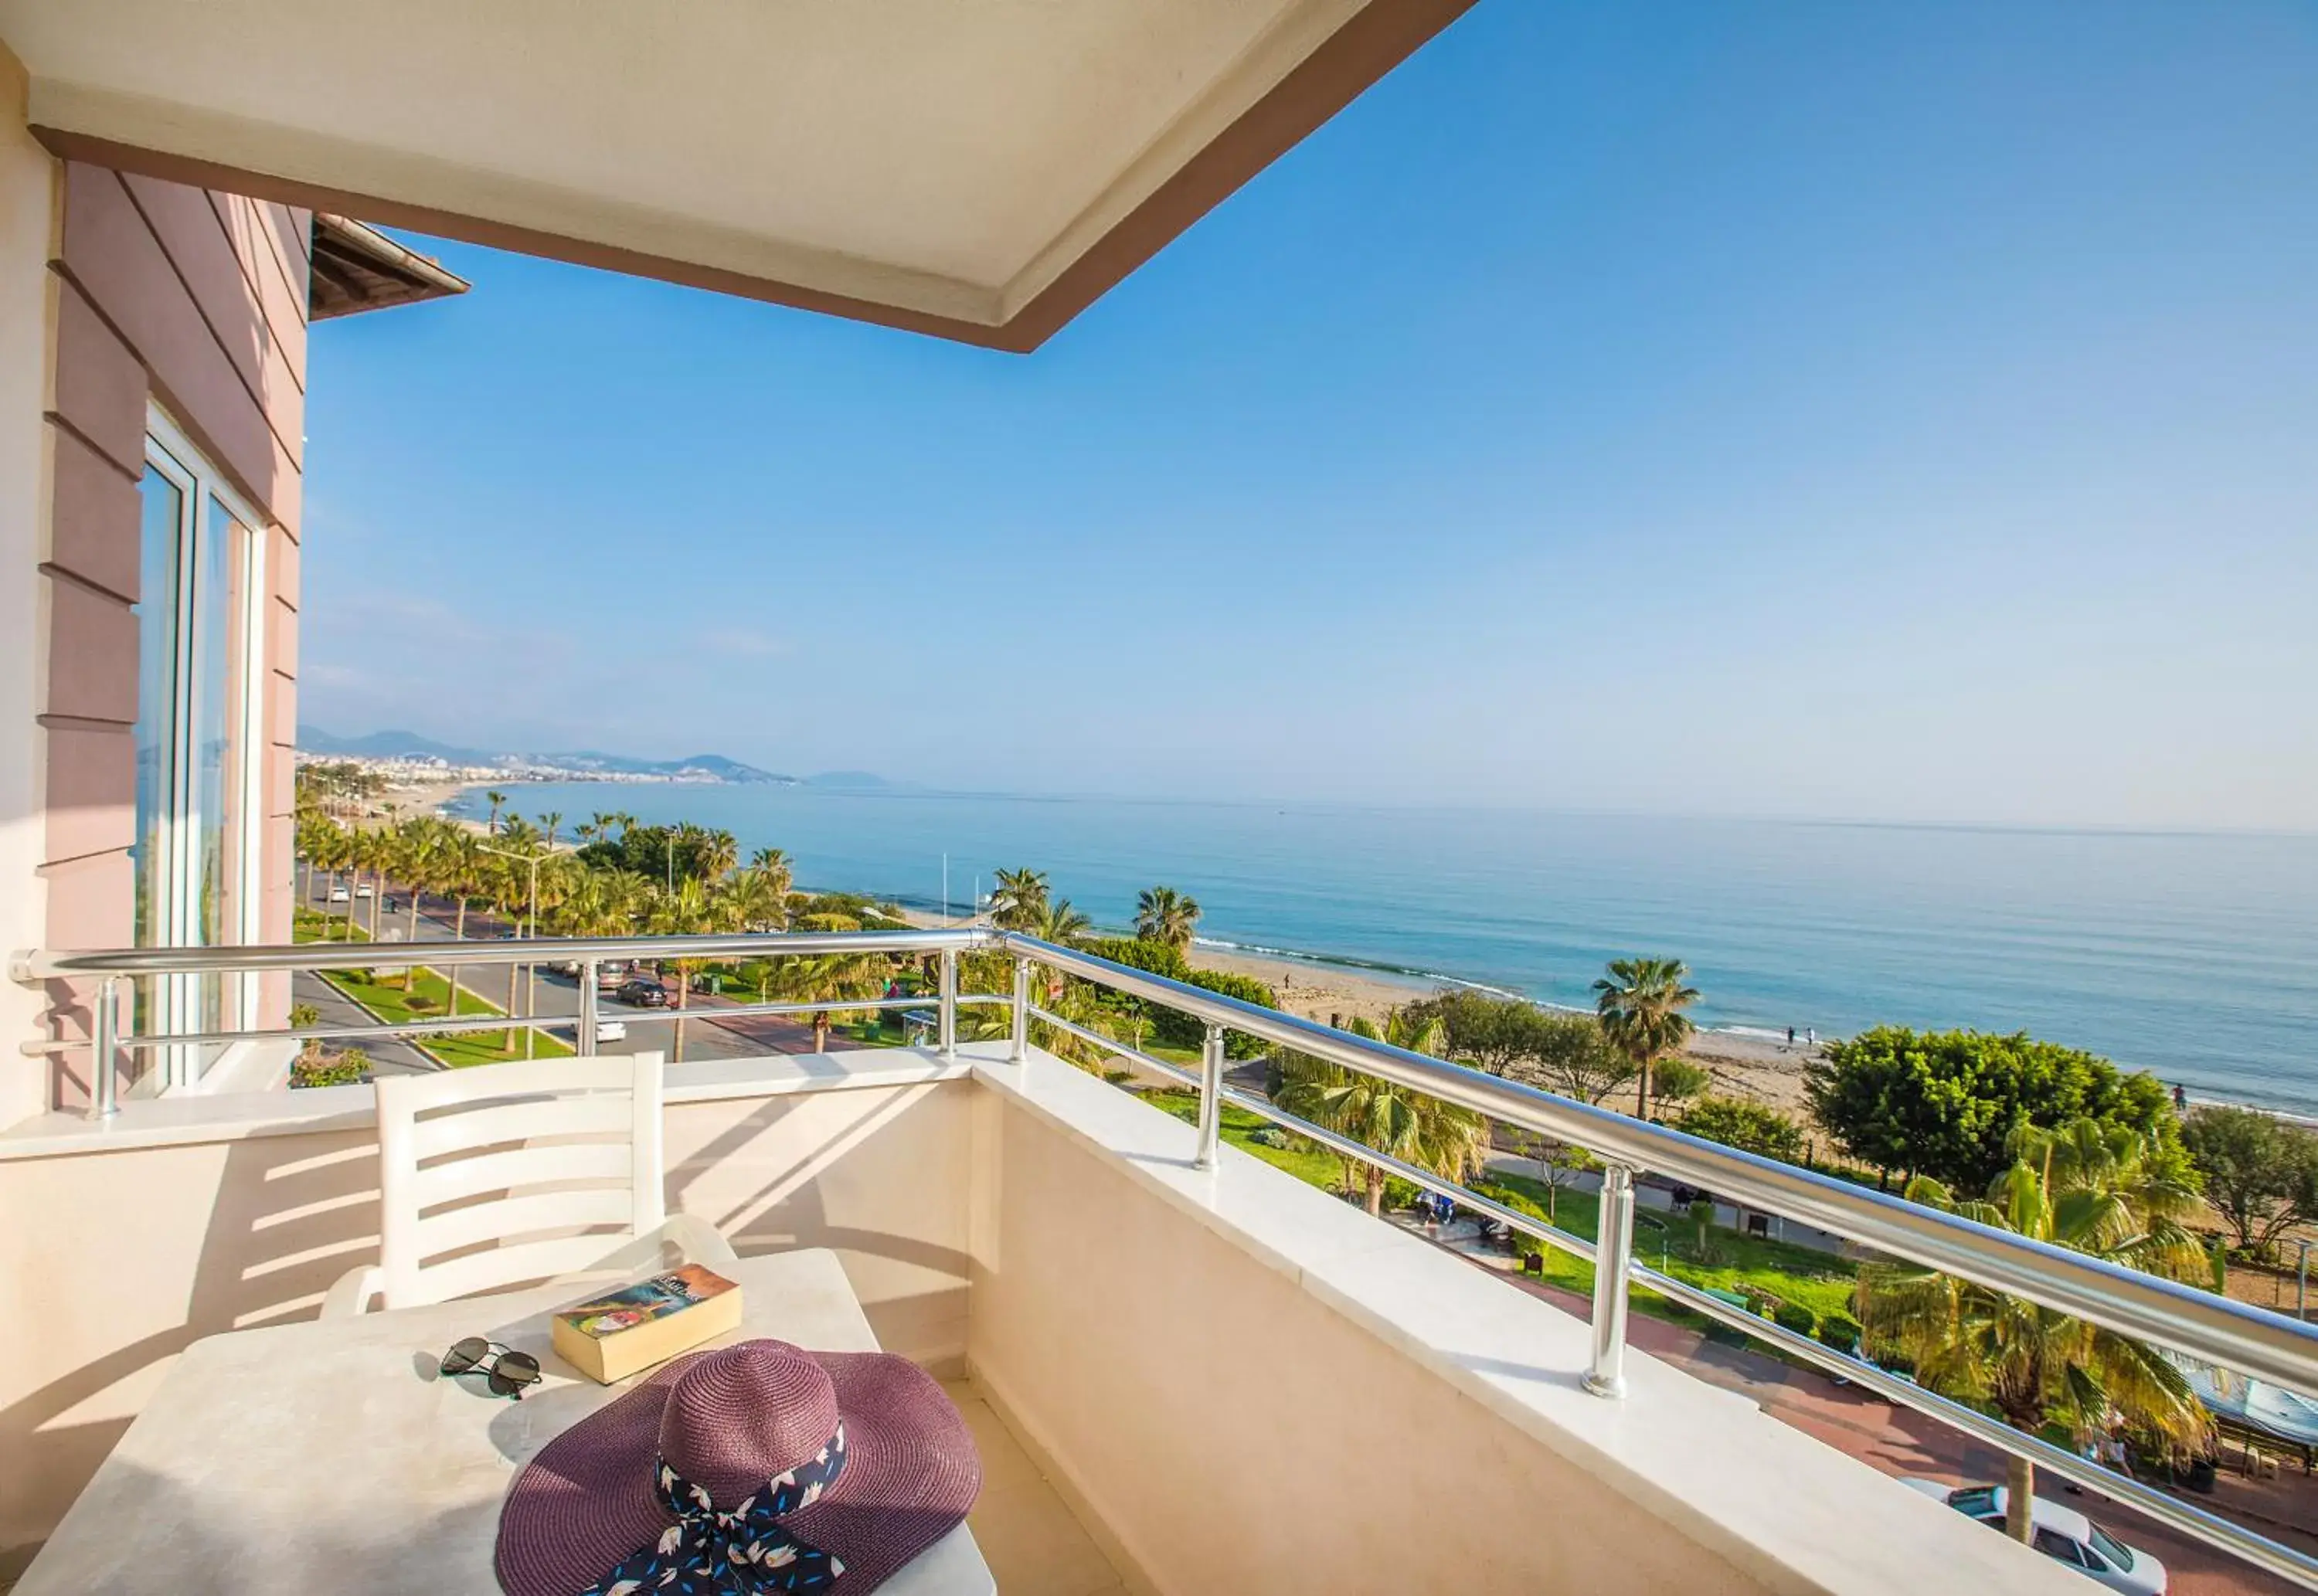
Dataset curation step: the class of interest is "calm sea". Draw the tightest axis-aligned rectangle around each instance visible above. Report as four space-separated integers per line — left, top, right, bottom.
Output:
457 785 2318 1113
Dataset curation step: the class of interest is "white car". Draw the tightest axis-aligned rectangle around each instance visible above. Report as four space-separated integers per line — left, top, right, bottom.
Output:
1903 1480 2165 1593
354 882 374 898
327 885 349 903
590 1018 628 1044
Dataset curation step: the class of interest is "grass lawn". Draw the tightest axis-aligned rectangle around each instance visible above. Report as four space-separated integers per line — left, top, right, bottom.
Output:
1134 1083 1860 1338
1142 1089 1361 1190
1477 1167 1860 1328
320 963 575 1068
293 908 371 945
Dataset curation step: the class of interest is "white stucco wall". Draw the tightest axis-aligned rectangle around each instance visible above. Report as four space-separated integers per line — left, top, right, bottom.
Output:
0 38 57 1129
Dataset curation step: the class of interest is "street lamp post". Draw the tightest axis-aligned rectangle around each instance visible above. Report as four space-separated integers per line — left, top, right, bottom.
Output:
478 842 556 1060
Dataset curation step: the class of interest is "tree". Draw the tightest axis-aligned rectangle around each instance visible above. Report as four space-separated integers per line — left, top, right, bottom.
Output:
1857 1120 2209 1540
1273 1009 1487 1216
1677 1096 1806 1164
772 946 893 1053
647 878 734 1063
1592 956 1700 1119
987 868 1049 932
724 865 791 933
1804 1027 2191 1194
1402 991 1637 1105
1134 886 1201 950
1649 1058 1711 1105
748 847 794 897
484 790 508 835
2182 1105 2318 1262
1032 898 1091 945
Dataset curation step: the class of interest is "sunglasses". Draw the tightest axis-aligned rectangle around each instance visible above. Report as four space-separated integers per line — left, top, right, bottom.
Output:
440 1336 542 1399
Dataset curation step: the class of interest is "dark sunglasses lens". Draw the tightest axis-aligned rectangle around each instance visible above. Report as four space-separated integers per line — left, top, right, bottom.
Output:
441 1336 491 1376
488 1351 542 1397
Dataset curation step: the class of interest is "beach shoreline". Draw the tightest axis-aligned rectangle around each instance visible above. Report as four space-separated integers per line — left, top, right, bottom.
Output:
344 776 2211 1124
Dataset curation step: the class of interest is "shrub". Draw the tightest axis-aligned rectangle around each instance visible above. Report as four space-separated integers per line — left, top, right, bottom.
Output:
1772 1301 1817 1337
291 1045 369 1088
1651 1058 1711 1104
1677 1096 1808 1165
1149 968 1279 1059
1817 1314 1862 1354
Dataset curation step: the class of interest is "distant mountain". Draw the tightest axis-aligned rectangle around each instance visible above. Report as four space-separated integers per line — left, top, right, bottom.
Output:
298 727 798 785
299 727 491 762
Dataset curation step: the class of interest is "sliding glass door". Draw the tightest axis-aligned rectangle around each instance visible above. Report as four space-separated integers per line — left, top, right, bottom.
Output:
130 409 267 1089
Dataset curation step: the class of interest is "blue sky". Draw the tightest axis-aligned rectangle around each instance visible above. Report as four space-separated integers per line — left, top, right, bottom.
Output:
300 1 2318 830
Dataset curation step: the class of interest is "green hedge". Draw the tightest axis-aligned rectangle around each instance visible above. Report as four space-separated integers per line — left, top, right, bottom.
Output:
1771 1300 1817 1337
1081 939 1277 1059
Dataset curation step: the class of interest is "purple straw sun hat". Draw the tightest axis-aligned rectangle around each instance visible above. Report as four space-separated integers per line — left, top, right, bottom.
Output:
496 1340 981 1595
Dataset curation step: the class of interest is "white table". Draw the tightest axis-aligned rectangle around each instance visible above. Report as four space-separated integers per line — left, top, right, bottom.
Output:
19 1249 994 1594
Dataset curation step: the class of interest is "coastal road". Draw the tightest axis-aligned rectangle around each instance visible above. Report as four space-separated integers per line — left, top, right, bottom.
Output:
297 878 828 1066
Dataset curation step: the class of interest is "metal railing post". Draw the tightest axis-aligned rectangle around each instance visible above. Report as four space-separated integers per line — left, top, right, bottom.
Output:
87 976 119 1122
1195 1022 1225 1170
1585 1162 1637 1399
577 959 599 1056
937 948 957 1058
1009 956 1030 1063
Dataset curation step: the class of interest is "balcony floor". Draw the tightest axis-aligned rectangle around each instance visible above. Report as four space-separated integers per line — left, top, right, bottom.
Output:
944 1378 1133 1596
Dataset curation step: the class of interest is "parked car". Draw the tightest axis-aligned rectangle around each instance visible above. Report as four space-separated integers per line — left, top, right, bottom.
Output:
596 961 629 991
591 1017 628 1044
327 885 349 903
616 979 671 1009
354 882 374 898
1902 1481 2166 1593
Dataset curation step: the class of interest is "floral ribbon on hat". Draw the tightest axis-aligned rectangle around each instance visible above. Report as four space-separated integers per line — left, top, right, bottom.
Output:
583 1423 849 1594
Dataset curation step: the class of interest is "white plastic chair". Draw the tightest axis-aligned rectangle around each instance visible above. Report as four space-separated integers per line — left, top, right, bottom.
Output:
324 1051 737 1316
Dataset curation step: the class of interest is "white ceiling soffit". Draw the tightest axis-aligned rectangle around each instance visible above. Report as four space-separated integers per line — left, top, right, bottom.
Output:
2 0 1475 350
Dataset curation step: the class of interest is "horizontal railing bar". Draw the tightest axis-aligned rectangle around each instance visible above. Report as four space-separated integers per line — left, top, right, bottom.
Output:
15 992 956 1058
1026 1003 1602 1265
10 927 981 981
1025 1006 1198 1089
1004 932 2318 1397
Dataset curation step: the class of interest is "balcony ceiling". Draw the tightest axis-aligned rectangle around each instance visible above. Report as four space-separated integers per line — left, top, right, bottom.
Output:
1 0 1473 350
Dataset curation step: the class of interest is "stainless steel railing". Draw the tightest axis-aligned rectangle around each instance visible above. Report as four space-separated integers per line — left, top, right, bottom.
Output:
18 923 2318 1588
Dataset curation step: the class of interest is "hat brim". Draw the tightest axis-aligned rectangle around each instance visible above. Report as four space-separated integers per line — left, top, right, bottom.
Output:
495 1345 980 1596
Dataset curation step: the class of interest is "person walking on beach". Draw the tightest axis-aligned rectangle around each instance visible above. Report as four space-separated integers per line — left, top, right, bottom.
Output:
2174 1082 2188 1111
1806 1027 1816 1048
1786 1026 1796 1046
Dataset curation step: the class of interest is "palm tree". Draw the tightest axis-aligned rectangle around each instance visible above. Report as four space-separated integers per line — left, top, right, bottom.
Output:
772 949 889 1053
648 878 736 1063
696 828 739 883
987 868 1049 932
1858 1120 2210 1540
748 847 794 898
1032 898 1092 945
725 865 790 933
1135 885 1201 949
1273 1010 1487 1216
539 810 564 848
1593 956 1701 1120
484 790 508 835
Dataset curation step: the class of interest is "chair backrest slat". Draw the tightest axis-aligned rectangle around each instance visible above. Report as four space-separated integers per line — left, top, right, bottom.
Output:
406 1139 637 1213
413 1187 637 1262
413 1233 646 1307
372 1052 664 1309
